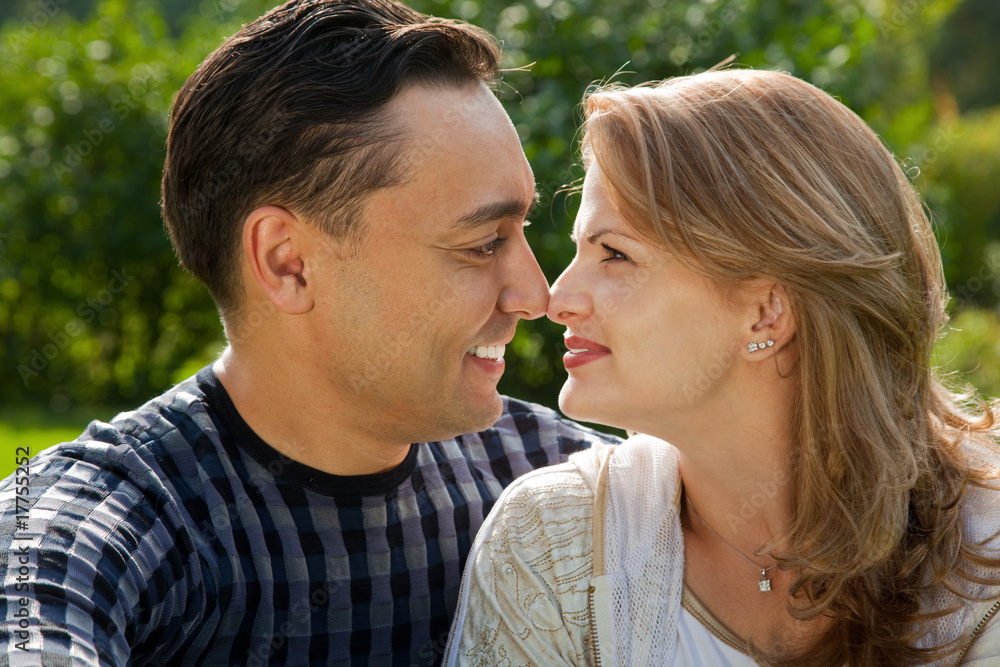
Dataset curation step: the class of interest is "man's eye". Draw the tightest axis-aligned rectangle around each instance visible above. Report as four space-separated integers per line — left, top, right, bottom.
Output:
600 242 630 263
467 236 507 258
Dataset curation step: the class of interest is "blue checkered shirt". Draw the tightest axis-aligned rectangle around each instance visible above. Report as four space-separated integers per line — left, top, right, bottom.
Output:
0 367 616 666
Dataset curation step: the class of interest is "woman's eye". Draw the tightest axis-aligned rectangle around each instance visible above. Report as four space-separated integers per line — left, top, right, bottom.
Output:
600 242 630 263
467 236 507 258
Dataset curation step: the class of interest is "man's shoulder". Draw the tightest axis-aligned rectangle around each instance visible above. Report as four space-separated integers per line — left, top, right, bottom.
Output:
101 369 217 447
423 396 618 490
25 369 218 492
486 395 620 465
494 395 620 444
498 395 572 422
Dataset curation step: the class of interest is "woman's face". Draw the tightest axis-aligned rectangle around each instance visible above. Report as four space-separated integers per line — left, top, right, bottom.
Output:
547 166 750 434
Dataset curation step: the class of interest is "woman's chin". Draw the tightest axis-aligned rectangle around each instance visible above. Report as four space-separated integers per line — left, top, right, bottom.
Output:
558 384 625 430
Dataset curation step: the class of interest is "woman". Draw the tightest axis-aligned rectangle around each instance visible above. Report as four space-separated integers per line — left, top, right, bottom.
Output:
443 68 1000 665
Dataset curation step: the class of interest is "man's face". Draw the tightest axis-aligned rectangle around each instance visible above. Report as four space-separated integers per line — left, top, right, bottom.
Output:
310 82 547 443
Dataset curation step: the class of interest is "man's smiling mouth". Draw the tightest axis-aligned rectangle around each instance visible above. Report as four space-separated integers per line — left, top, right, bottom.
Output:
467 345 505 360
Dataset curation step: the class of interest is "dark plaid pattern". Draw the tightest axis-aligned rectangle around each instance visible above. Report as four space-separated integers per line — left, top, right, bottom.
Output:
0 367 616 666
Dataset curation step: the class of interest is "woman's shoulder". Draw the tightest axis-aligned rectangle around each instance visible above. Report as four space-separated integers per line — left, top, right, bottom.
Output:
605 433 681 469
960 438 1000 546
485 444 608 539
602 434 683 514
444 438 607 666
477 433 681 566
918 438 1000 662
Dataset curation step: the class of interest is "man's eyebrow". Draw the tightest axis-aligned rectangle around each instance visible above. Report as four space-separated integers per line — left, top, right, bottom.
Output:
452 191 541 230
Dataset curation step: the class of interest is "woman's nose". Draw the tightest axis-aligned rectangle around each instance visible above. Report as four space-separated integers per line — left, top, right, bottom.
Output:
546 263 591 324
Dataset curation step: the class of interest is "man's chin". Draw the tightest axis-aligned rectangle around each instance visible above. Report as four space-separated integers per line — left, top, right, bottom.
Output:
435 391 504 439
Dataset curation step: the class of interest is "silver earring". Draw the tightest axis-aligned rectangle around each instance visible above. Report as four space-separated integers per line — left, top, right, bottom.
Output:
748 339 774 353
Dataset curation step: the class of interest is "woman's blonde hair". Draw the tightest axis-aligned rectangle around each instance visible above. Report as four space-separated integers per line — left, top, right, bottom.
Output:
581 68 1000 665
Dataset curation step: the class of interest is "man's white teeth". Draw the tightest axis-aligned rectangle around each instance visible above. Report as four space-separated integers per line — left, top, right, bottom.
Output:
467 344 505 360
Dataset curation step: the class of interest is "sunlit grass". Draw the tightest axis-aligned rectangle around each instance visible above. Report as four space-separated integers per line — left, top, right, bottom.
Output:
0 407 113 480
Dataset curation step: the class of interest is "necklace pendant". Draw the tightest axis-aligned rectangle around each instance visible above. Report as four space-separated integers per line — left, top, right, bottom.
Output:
758 570 771 593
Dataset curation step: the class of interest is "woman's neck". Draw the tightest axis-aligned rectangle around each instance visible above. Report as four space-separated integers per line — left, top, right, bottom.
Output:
655 368 798 556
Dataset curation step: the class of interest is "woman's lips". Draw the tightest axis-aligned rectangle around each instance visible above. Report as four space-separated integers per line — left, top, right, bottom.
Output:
563 335 611 369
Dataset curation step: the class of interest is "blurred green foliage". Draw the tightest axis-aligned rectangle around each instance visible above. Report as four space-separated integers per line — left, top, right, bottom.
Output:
929 0 1000 113
920 113 1000 308
2 0 1000 424
935 308 1000 400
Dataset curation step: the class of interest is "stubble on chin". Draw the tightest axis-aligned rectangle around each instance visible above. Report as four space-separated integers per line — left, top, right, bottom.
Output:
435 391 504 440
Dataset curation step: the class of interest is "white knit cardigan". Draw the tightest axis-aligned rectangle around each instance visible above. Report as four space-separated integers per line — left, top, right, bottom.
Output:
443 435 1000 665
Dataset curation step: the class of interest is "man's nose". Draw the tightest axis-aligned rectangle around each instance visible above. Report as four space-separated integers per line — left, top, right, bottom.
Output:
497 233 549 320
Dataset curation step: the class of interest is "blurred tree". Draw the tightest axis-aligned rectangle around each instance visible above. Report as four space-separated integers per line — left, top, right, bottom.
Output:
919 112 1000 308
929 0 1000 113
0 0 95 24
0 0 230 412
0 0 207 33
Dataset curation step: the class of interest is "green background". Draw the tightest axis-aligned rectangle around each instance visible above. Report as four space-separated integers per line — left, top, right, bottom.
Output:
3 0 1000 478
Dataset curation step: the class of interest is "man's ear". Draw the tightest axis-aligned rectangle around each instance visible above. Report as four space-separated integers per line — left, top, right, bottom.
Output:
242 206 314 315
743 283 795 359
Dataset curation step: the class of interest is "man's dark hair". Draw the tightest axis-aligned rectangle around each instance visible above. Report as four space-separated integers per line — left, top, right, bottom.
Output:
160 0 502 315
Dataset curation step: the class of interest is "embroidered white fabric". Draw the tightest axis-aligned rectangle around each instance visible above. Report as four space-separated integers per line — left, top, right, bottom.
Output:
602 435 685 665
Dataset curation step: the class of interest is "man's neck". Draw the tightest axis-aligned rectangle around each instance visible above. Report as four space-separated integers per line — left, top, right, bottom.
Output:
212 348 412 476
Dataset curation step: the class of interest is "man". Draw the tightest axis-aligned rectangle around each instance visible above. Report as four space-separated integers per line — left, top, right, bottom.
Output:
0 1 614 664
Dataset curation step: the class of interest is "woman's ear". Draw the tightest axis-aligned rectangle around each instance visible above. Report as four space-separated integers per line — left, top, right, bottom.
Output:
242 206 314 315
743 284 794 359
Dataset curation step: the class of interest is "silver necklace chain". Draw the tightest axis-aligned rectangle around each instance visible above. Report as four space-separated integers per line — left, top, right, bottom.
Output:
686 496 777 593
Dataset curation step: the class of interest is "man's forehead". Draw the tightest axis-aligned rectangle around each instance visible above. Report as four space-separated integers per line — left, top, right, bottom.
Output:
380 86 533 212
388 80 506 135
